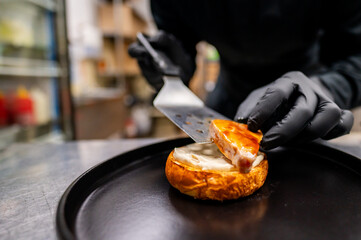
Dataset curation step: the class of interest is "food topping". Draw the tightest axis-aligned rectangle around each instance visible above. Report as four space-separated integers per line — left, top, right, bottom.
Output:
173 142 264 172
209 119 263 173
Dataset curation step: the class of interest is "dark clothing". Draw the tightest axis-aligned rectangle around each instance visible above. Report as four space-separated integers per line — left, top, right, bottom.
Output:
151 0 361 117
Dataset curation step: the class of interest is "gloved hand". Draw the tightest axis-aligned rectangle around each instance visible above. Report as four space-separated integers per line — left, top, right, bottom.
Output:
128 30 195 91
235 71 354 150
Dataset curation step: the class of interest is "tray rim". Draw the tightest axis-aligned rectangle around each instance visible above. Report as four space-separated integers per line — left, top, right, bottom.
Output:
55 138 361 240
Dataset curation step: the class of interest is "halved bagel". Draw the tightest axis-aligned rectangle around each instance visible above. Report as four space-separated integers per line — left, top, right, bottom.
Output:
165 143 268 201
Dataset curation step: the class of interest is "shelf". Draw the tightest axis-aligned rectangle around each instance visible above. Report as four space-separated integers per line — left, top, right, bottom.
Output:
0 0 57 11
0 121 62 147
0 66 61 78
0 57 58 67
0 57 61 77
73 88 126 107
102 32 136 41
98 71 140 78
98 71 121 78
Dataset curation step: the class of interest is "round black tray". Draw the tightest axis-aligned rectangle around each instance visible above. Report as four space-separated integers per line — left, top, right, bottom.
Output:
56 138 361 240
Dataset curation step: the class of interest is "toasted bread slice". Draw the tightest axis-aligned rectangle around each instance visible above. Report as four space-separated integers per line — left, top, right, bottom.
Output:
209 119 263 173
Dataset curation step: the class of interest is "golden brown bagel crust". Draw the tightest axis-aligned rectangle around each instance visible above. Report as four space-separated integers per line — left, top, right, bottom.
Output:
165 150 268 201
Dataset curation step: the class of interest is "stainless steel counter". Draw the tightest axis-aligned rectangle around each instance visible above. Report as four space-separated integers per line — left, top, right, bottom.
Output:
0 137 360 240
0 138 161 240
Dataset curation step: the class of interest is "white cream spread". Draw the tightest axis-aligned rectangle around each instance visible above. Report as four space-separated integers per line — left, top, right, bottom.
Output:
173 143 264 171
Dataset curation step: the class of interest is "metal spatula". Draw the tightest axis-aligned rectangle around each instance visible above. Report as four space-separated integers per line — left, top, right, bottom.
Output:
137 33 229 143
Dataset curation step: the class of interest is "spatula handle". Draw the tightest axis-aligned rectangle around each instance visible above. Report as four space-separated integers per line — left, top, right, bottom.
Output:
136 33 181 77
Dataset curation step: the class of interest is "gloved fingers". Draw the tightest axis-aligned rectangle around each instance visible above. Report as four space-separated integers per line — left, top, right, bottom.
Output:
234 86 268 123
148 30 175 49
137 58 153 72
293 100 341 143
128 31 175 58
322 110 354 140
247 80 295 132
128 43 148 58
261 95 316 150
149 31 188 61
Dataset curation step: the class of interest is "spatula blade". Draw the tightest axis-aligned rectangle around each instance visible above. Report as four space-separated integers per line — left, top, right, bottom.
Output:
154 76 230 142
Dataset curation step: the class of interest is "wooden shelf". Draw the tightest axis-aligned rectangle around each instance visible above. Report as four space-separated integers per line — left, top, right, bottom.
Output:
102 32 136 41
97 70 140 78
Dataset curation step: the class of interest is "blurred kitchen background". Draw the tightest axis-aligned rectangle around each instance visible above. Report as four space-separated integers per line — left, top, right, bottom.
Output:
0 0 360 148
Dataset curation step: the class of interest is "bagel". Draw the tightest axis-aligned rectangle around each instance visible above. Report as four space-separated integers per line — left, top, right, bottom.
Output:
165 142 268 201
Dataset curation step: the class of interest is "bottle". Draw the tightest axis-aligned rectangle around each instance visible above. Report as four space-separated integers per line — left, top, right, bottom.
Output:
30 87 50 125
13 86 35 126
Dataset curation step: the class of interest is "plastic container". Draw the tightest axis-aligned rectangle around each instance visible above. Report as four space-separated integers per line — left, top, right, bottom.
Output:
30 87 51 125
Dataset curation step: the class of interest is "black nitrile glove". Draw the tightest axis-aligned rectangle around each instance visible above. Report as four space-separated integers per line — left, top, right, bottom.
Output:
235 71 354 150
128 31 195 91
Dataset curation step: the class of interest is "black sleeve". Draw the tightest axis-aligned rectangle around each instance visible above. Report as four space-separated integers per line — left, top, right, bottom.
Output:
150 0 199 64
316 0 361 109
